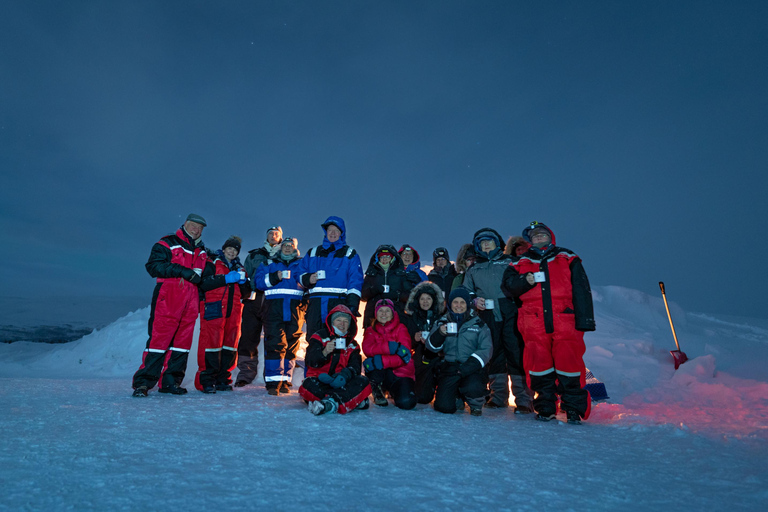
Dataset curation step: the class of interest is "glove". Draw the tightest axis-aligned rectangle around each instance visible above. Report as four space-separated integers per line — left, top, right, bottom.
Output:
330 373 347 389
224 271 241 284
181 267 202 284
441 362 461 377
317 373 334 385
363 355 384 372
374 284 386 295
459 357 482 376
388 342 411 364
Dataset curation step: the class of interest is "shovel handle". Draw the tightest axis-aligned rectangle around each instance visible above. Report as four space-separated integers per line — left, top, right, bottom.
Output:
658 281 681 352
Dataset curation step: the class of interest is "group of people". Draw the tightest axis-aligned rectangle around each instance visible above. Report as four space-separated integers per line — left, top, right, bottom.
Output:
131 214 596 424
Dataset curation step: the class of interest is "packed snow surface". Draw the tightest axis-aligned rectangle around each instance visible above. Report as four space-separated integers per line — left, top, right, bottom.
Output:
1 285 767 511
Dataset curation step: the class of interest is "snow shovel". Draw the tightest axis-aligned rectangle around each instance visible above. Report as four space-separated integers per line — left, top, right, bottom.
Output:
659 281 688 369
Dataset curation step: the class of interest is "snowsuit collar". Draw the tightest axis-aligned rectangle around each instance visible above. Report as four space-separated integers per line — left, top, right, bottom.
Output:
215 249 243 270
178 227 203 248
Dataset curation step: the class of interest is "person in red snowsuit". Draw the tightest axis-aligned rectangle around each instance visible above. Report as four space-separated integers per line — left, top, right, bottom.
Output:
501 222 596 424
132 214 210 397
194 236 250 394
299 305 371 415
362 299 417 409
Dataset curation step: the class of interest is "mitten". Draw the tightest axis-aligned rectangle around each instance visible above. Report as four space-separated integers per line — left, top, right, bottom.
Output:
459 357 482 376
394 344 411 364
363 355 384 372
317 373 334 385
330 373 347 389
224 271 241 284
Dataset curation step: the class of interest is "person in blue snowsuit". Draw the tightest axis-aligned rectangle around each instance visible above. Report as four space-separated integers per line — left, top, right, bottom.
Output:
299 216 364 338
254 237 306 395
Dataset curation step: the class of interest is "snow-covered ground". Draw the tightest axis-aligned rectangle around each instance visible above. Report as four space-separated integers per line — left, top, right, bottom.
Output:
1 285 767 511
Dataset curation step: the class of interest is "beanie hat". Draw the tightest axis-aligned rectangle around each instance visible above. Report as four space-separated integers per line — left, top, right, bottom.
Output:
266 225 283 236
281 237 297 248
330 311 352 326
375 299 396 317
433 247 449 262
222 236 242 253
448 287 472 308
377 247 395 259
186 213 207 226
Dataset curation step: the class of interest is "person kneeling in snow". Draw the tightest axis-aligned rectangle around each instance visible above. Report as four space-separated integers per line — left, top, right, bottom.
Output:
299 305 372 415
426 287 492 416
501 221 596 424
362 299 418 410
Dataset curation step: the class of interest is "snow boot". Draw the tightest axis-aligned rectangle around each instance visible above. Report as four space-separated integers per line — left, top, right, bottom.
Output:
514 403 535 415
132 386 148 397
234 380 249 388
470 407 483 417
371 382 388 407
356 398 370 410
215 383 233 392
566 410 582 425
535 413 556 422
266 384 279 396
309 398 338 416
158 385 187 395
278 381 292 394
201 385 216 394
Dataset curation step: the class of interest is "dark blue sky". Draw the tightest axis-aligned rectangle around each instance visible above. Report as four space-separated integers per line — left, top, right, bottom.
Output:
2 1 767 319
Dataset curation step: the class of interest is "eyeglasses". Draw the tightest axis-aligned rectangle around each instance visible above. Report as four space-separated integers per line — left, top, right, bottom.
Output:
531 232 549 239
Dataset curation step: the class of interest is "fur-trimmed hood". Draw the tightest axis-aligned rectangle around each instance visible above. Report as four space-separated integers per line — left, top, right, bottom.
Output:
454 243 475 273
404 281 446 316
504 236 531 257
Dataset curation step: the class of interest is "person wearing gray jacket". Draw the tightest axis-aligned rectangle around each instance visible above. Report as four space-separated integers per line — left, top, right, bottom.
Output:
462 227 533 412
426 287 492 416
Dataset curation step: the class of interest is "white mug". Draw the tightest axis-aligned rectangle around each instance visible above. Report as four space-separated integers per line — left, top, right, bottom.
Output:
533 271 546 283
383 284 390 293
316 270 326 279
420 331 430 341
485 298 495 309
193 268 202 277
334 338 346 350
446 322 458 334
281 270 291 279
238 270 246 280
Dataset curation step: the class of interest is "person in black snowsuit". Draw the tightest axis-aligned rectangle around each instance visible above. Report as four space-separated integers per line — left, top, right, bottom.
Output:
428 247 457 299
401 281 446 404
235 226 283 387
360 245 417 329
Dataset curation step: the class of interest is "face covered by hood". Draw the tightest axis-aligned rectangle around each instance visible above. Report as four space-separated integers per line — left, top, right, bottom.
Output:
398 244 421 268
472 227 506 259
323 304 358 340
321 216 347 250
522 221 556 252
367 244 403 271
405 281 446 317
